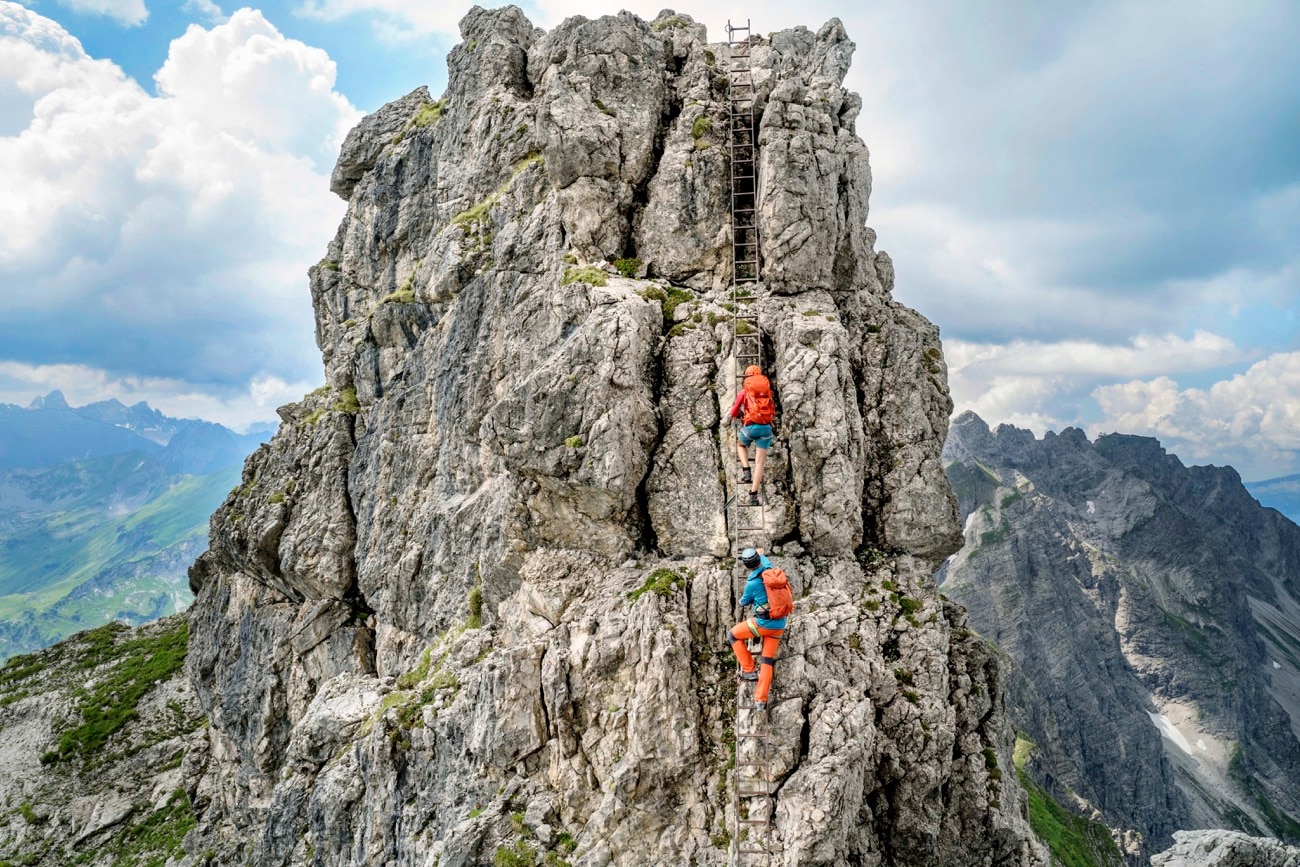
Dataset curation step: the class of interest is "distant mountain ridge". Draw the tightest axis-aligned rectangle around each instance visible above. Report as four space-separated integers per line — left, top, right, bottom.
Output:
1 390 268 473
940 412 1300 861
0 391 277 658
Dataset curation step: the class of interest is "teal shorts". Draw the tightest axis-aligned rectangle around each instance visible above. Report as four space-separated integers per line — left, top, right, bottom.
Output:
740 424 773 450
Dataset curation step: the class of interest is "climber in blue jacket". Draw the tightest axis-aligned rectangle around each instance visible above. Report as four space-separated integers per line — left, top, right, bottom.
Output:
727 547 787 711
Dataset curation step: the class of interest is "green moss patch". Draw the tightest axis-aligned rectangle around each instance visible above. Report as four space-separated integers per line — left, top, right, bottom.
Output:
104 789 196 867
452 153 543 233
979 524 1010 546
333 386 360 414
381 287 416 304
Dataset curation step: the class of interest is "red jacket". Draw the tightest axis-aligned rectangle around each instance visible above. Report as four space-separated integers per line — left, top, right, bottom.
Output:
729 390 747 421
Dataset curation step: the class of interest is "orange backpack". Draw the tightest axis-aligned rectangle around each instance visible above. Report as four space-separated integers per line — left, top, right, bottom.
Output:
742 374 775 426
760 567 794 619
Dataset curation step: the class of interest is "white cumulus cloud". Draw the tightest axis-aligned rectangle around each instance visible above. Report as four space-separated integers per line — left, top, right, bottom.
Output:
1093 352 1300 480
946 330 1251 430
0 3 361 422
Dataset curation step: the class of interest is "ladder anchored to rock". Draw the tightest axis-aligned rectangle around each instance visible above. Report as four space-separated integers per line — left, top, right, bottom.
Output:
728 17 761 393
732 702 776 862
725 18 777 866
727 17 763 555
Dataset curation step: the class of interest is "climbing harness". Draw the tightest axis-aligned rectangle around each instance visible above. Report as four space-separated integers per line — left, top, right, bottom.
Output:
725 19 778 865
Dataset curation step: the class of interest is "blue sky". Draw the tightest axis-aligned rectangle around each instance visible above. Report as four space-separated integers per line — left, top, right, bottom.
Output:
1 0 1298 480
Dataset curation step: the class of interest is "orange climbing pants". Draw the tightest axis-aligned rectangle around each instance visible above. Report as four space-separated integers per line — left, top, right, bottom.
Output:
730 619 783 703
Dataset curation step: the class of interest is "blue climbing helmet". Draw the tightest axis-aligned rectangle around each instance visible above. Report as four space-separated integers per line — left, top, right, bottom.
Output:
739 547 761 569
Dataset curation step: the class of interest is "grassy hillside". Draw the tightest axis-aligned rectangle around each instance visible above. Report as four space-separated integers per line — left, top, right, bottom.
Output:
0 462 239 658
1014 737 1126 867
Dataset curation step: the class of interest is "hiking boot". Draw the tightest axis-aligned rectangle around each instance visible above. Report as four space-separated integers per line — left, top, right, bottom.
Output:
740 466 752 484
737 669 758 682
753 700 767 713
748 491 760 506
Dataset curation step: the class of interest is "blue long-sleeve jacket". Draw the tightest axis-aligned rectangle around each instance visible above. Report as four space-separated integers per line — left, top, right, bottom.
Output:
740 554 788 630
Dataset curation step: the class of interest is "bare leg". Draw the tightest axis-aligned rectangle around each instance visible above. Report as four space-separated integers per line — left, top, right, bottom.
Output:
751 446 767 492
736 438 749 470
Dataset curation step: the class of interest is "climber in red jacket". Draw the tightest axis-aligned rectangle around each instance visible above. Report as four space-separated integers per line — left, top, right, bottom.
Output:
730 365 776 505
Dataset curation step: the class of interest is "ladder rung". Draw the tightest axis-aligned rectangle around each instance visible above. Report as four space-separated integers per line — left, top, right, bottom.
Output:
737 846 770 854
737 732 769 738
739 819 769 826
734 761 770 767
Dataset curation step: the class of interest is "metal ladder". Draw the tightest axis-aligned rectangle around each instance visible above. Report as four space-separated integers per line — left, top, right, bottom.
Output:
733 701 775 862
727 17 764 555
726 19 777 866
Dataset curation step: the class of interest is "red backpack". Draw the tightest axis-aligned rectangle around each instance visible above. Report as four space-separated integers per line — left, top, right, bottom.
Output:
760 567 794 619
742 374 775 426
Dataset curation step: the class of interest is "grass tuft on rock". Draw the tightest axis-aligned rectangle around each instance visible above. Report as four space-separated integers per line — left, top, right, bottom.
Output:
562 267 607 288
333 386 360 414
613 258 643 278
627 568 686 603
652 15 688 31
412 98 448 128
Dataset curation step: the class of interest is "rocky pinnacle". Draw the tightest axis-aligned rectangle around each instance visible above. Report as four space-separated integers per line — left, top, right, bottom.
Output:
183 8 1047 865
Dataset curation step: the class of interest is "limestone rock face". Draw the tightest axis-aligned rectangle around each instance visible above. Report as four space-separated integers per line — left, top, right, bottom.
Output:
941 412 1300 861
1153 830 1300 867
182 8 1043 865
